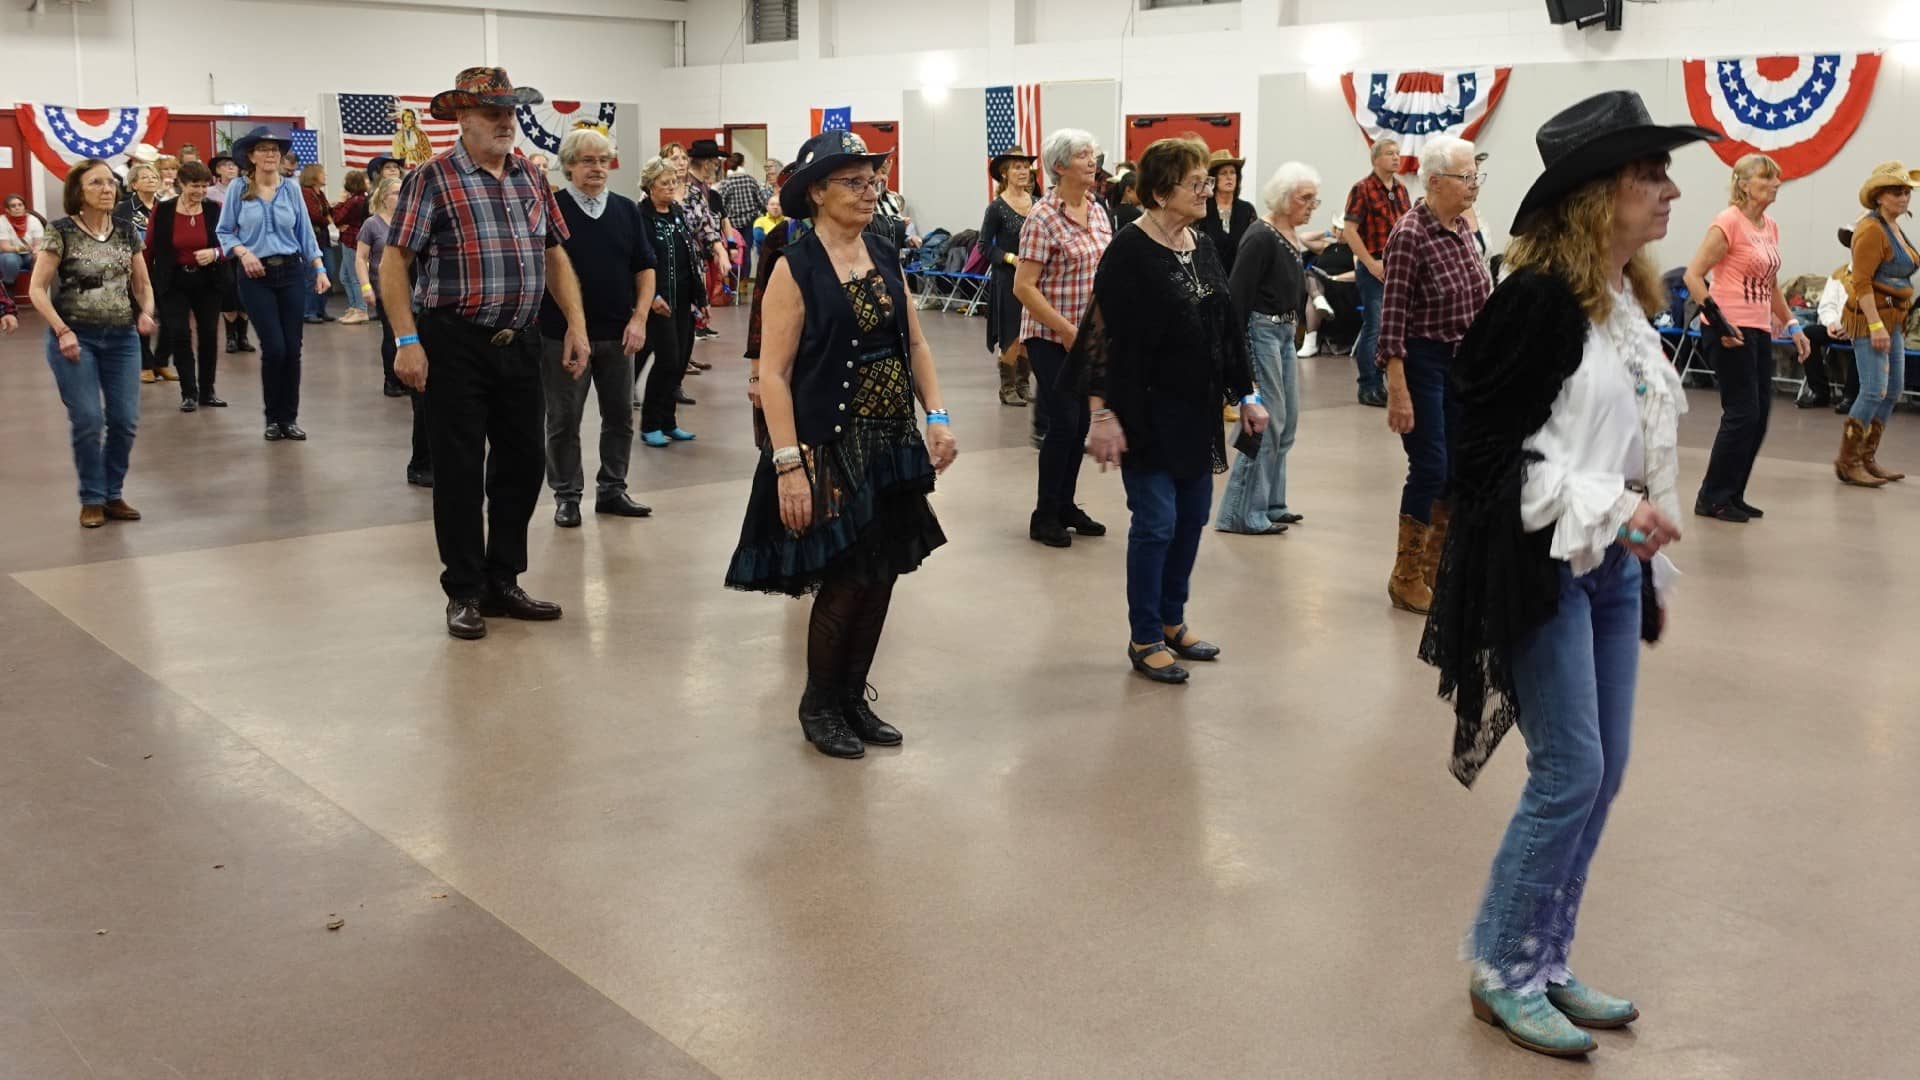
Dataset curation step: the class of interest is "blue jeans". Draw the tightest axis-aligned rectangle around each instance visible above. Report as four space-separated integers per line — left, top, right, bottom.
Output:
1216 314 1299 531
0 250 29 281
1851 333 1907 425
1121 466 1212 646
336 242 366 313
1353 264 1386 396
237 259 309 425
44 325 142 506
1398 337 1461 523
1470 546 1641 993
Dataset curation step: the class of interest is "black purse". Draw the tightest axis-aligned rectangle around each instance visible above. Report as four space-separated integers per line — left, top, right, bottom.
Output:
1639 558 1662 644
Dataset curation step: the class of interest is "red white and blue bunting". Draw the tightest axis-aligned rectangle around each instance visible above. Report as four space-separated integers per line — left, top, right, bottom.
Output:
514 100 618 155
1340 69 1510 174
1683 53 1881 180
14 104 170 174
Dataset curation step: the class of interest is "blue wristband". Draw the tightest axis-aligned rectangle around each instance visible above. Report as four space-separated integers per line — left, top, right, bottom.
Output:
396 334 420 348
926 410 950 426
1241 393 1263 406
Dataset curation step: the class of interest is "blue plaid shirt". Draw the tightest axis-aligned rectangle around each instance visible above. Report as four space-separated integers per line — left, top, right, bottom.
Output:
387 139 568 328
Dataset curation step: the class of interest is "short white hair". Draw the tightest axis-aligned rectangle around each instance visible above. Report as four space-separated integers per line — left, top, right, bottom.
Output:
637 156 676 196
1040 128 1100 185
1259 162 1323 215
557 129 614 168
1418 136 1475 186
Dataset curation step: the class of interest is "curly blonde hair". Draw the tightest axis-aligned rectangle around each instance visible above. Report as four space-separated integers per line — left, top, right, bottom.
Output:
1505 163 1665 322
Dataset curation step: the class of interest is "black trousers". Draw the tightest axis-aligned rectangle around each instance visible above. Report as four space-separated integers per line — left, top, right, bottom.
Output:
160 269 221 400
635 302 694 435
1697 327 1774 507
419 310 543 600
1800 331 1861 402
380 311 431 473
1027 337 1089 515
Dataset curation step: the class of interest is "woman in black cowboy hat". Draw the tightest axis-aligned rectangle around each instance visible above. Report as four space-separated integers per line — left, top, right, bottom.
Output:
725 130 957 760
981 146 1039 407
1421 90 1715 1059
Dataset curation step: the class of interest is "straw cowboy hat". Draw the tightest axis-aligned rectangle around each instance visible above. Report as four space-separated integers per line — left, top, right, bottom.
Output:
1857 161 1920 210
1511 90 1718 234
428 66 544 122
1205 148 1246 175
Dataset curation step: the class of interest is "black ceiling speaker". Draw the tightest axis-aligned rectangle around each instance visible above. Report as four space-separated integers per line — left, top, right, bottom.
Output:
1546 0 1607 26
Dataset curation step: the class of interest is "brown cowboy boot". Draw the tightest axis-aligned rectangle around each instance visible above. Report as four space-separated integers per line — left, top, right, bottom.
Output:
998 355 1025 406
1835 419 1888 488
1421 500 1451 595
1863 419 1905 481
1389 514 1432 614
1015 352 1035 404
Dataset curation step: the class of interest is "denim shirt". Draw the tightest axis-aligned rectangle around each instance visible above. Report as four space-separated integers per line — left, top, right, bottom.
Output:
215 177 322 263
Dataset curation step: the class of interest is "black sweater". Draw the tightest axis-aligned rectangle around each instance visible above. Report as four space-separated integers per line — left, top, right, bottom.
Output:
540 189 657 342
1195 197 1256 274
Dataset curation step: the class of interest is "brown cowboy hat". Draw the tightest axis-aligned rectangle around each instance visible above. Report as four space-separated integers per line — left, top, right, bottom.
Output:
1205 148 1246 175
989 147 1037 180
1858 161 1920 210
429 67 544 121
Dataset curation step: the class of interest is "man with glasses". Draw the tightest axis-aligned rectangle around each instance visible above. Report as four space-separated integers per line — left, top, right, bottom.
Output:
539 126 658 529
1377 135 1492 617
1343 138 1412 407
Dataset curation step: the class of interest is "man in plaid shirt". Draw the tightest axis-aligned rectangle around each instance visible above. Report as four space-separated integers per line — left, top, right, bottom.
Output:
383 66 592 641
1343 137 1412 407
1377 135 1491 616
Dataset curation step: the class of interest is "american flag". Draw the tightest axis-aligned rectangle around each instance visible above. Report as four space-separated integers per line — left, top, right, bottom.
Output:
337 93 457 168
985 85 1040 197
289 129 319 167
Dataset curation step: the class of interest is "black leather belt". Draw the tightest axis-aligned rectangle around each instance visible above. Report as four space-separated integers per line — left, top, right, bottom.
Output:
260 254 300 268
424 307 534 346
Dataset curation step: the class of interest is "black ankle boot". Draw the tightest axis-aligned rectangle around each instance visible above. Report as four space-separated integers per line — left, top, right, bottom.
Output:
1029 508 1071 548
225 323 240 354
234 317 256 353
841 684 901 746
799 676 863 759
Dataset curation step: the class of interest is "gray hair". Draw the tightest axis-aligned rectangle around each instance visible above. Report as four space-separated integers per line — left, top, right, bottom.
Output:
558 128 615 168
1370 138 1401 163
1418 136 1475 186
1259 161 1323 215
1039 128 1100 185
637 156 676 196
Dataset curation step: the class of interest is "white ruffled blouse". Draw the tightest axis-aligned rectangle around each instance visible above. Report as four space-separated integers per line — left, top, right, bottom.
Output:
1519 284 1686 592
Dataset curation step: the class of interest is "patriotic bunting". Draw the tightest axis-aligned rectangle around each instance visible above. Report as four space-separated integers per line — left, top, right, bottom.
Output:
14 104 170 174
1683 53 1881 180
516 101 619 154
1340 69 1510 173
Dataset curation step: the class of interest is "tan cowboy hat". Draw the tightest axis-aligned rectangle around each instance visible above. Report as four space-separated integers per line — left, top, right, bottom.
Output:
989 146 1037 180
1858 161 1920 210
1205 148 1246 175
126 143 159 164
429 66 544 122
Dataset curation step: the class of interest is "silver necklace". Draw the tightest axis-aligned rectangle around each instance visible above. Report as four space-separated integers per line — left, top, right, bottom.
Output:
1147 212 1202 292
76 212 112 242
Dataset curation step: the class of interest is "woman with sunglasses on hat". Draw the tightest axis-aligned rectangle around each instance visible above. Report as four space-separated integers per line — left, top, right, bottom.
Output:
1834 162 1920 487
1683 153 1808 522
725 131 957 761
981 147 1038 408
1422 90 1714 1059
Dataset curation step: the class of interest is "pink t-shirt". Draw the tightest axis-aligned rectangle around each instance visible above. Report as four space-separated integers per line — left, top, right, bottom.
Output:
1707 205 1781 331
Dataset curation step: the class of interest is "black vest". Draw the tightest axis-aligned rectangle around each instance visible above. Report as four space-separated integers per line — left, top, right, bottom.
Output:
782 229 913 446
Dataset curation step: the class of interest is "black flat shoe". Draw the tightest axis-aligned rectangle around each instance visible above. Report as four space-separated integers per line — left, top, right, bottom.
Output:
446 599 487 640
1129 643 1189 684
1163 624 1221 662
383 382 408 398
799 677 863 759
1796 392 1831 409
406 468 434 488
554 501 582 528
1061 505 1107 537
673 387 697 406
842 685 902 746
1270 511 1304 525
280 423 307 441
1693 499 1750 523
1358 388 1389 408
1733 499 1764 519
179 398 198 413
1834 397 1856 415
263 424 285 441
479 582 563 621
1029 511 1071 548
198 394 227 407
594 492 653 518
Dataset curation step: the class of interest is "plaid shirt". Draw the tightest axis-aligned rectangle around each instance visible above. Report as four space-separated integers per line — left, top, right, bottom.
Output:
1343 172 1412 260
1018 191 1112 345
388 139 568 328
717 172 765 233
1378 200 1491 363
680 178 725 248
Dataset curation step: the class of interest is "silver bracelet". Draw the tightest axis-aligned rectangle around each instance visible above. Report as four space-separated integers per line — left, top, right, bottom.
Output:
771 445 802 466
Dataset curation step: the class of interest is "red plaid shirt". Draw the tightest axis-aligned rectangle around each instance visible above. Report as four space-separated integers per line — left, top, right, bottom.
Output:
1343 172 1412 259
1378 201 1492 363
387 139 568 328
1018 191 1111 345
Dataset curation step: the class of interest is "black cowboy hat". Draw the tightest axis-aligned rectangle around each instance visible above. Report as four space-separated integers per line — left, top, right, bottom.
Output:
688 138 726 160
1511 90 1719 235
779 129 891 219
429 66 544 122
230 126 292 162
207 154 237 172
365 154 404 177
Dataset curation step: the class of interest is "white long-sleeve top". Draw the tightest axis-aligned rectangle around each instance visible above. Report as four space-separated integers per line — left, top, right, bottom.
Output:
1520 285 1686 585
1817 275 1849 332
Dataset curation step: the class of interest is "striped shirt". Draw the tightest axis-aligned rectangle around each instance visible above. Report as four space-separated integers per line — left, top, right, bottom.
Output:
387 139 568 328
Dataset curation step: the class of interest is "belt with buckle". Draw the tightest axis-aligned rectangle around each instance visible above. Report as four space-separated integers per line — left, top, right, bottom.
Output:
260 254 299 268
1253 311 1298 324
489 328 522 347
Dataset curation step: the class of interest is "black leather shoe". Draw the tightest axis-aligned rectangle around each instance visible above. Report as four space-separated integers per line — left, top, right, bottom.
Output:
1358 387 1389 408
1029 510 1071 548
799 677 863 759
594 492 653 517
842 685 902 746
280 423 307 441
673 387 696 406
407 467 433 488
1796 388 1831 409
1693 499 1750 523
1061 505 1107 537
1271 511 1304 525
554 501 582 528
446 599 487 640
1835 396 1856 415
479 582 563 621
1733 498 1765 519
1128 643 1189 684
264 424 285 441
198 394 227 407
179 397 198 413
1163 624 1221 662
383 382 408 398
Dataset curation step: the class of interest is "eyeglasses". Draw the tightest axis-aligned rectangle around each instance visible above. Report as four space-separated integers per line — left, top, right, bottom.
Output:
826 177 886 195
573 156 614 168
1182 178 1217 197
1295 194 1324 209
1435 171 1488 187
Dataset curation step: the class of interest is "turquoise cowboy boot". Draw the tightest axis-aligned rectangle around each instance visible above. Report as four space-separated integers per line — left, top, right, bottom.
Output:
1470 978 1598 1057
1547 975 1640 1029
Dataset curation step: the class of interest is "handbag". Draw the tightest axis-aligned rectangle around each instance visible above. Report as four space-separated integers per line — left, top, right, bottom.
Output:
1639 558 1662 644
